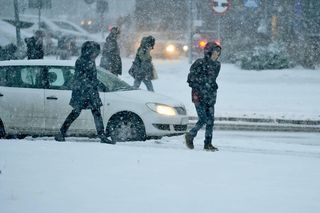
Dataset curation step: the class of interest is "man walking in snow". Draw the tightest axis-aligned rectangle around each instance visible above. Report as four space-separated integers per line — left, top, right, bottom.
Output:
55 41 115 144
100 27 122 76
25 30 45 60
185 41 222 151
129 35 156 92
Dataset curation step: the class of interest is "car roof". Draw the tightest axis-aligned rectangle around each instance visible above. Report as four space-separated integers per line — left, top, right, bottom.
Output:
0 60 75 67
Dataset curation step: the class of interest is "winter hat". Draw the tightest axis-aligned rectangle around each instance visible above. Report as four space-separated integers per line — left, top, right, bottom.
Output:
35 30 45 38
204 41 221 58
110 27 120 35
81 41 100 57
144 35 155 49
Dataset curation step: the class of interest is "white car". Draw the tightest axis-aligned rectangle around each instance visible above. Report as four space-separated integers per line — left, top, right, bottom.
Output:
0 60 188 141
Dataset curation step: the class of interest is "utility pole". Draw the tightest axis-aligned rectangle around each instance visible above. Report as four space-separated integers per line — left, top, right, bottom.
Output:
188 0 193 64
14 0 22 48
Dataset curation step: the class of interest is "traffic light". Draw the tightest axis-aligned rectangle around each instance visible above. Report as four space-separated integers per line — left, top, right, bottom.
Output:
198 39 207 49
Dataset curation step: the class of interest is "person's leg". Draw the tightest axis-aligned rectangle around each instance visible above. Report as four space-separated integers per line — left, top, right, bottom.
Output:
185 103 207 149
189 103 207 138
133 78 142 89
91 108 115 144
91 108 104 136
143 79 154 92
55 108 81 141
203 104 218 151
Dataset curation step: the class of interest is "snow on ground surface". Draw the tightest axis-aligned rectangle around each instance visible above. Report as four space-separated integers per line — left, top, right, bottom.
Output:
119 58 320 121
1 131 320 213
1 57 319 212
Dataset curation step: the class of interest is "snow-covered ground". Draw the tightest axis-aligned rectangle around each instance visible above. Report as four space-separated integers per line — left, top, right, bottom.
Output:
1 57 320 213
1 131 320 213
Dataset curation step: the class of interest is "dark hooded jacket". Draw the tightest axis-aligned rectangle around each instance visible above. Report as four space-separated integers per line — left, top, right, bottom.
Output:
69 41 102 110
130 36 155 81
100 30 122 76
25 36 44 60
187 57 221 105
0 43 17 61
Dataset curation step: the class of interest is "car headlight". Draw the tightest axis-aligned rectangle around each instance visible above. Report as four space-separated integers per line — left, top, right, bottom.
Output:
166 44 176 53
183 45 189 52
146 103 177 116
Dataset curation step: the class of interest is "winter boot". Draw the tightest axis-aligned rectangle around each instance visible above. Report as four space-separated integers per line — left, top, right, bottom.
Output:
99 134 116 144
54 132 65 142
184 132 194 149
204 143 219 152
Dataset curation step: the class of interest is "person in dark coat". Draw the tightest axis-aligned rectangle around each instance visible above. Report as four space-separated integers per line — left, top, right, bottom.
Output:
100 27 122 76
0 43 17 61
185 41 222 151
129 35 155 92
25 30 45 60
55 41 115 144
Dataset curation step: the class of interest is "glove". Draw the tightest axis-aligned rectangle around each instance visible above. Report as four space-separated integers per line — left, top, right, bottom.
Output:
192 90 200 103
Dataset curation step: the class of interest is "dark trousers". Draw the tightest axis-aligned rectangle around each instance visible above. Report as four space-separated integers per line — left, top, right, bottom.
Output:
189 102 215 144
133 79 154 92
60 108 105 136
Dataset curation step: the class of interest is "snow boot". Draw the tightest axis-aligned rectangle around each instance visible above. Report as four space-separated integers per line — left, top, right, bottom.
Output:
54 132 65 142
204 143 219 152
184 132 194 149
99 134 116 144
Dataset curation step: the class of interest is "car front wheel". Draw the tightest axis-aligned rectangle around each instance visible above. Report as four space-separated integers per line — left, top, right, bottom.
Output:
107 113 146 142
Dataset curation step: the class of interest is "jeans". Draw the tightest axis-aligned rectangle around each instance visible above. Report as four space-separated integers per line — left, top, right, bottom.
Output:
189 102 215 144
133 79 154 92
60 107 105 136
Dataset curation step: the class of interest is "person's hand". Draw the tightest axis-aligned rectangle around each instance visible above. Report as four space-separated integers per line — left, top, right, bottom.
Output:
192 91 200 103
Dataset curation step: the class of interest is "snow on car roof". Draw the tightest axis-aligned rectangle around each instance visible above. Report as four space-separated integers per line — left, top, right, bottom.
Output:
0 59 76 67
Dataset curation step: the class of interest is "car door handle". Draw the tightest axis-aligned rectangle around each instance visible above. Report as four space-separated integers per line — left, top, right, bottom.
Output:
0 93 3 97
46 96 58 100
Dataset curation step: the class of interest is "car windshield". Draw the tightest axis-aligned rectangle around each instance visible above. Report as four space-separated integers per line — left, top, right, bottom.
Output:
97 67 134 92
53 21 80 32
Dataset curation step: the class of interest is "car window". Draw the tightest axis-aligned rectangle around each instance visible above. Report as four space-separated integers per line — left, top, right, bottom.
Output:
47 67 75 90
2 66 45 88
0 67 7 86
20 67 44 88
97 67 134 92
53 21 80 32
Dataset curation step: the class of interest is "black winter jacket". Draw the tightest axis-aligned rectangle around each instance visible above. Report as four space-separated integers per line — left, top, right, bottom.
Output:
69 56 102 110
100 33 122 76
25 37 44 60
187 58 221 105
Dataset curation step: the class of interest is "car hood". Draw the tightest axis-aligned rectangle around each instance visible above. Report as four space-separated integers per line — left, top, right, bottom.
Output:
112 89 185 107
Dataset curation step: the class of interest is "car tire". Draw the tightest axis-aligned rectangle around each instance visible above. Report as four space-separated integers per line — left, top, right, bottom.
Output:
107 112 146 142
0 119 6 139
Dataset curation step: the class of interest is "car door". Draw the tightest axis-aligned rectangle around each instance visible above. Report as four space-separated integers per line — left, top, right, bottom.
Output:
0 66 45 134
44 66 100 135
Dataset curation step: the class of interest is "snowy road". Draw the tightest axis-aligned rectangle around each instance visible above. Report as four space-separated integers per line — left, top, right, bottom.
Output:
1 131 320 213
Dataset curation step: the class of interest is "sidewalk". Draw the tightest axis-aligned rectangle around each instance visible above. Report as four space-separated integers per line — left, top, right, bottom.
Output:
188 116 320 132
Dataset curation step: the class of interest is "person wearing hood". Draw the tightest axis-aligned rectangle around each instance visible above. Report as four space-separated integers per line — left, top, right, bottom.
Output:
100 27 122 76
55 41 114 144
129 35 156 91
185 41 222 151
25 30 45 60
0 43 17 61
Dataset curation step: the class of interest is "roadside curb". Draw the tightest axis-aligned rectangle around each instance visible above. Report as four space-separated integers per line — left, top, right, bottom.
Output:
188 116 320 133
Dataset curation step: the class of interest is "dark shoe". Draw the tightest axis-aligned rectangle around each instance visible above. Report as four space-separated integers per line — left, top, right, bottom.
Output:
99 134 116 144
184 132 194 149
54 133 65 142
204 143 219 152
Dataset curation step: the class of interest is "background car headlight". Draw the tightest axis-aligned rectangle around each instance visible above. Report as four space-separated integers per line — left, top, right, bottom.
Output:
166 44 176 53
183 45 189 52
146 103 177 116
